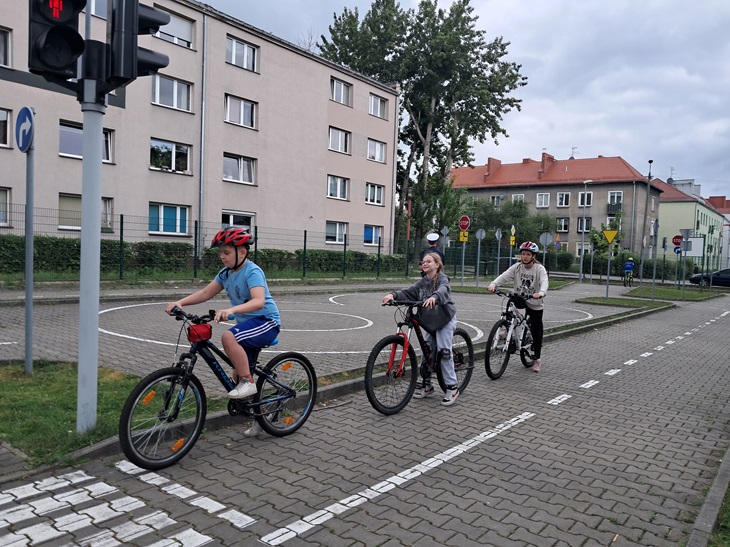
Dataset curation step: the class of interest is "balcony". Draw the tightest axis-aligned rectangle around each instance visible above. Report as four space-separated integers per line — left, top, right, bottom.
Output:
607 202 622 214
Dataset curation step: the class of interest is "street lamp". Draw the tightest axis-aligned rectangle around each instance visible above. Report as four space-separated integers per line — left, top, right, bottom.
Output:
579 180 592 282
637 160 653 286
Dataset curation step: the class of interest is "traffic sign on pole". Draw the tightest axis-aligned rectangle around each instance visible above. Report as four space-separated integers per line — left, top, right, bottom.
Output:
672 235 682 246
458 215 471 231
15 107 35 154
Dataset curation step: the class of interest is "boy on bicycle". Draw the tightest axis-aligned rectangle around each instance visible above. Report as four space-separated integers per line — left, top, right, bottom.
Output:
487 241 548 372
624 257 635 279
165 227 281 403
382 252 460 406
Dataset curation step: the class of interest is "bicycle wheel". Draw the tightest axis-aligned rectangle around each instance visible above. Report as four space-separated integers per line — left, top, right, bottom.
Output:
365 334 418 415
520 326 536 367
435 328 474 393
629 274 633 287
119 367 206 470
485 320 511 380
255 352 317 437
623 274 628 287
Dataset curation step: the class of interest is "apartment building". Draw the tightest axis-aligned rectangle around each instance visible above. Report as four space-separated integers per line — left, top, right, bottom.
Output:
452 153 662 256
0 0 399 251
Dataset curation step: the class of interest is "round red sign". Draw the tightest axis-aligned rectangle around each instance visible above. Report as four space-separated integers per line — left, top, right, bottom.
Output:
672 235 682 246
458 215 471 231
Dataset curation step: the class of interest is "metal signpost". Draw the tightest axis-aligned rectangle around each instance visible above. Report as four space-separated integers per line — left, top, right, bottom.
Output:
475 228 486 288
603 229 618 297
495 228 502 277
458 215 470 286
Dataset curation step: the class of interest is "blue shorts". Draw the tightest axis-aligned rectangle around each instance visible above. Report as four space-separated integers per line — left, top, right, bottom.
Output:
229 317 280 361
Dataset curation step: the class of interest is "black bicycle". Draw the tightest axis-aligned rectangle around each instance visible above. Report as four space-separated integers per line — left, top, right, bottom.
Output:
364 300 474 415
485 290 536 380
119 308 317 470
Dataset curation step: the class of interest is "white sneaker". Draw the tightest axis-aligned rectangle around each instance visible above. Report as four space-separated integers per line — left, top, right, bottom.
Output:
243 421 262 438
533 359 541 373
441 387 459 406
228 380 257 399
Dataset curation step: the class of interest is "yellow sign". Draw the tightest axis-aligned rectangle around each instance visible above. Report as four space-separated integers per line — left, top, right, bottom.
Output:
510 236 516 246
459 231 468 242
603 230 618 244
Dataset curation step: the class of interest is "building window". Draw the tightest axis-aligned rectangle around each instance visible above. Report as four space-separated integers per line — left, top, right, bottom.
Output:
152 75 191 111
221 211 253 231
101 197 113 230
225 94 256 128
365 183 384 205
226 36 257 71
536 193 549 208
0 108 9 146
59 122 113 161
577 217 592 233
608 191 622 204
326 221 347 244
367 139 386 163
557 218 569 232
369 94 387 119
156 12 193 48
149 203 188 234
331 78 352 106
579 191 593 207
0 28 9 67
150 138 190 173
329 127 350 153
512 194 524 203
59 194 113 230
223 153 255 184
0 188 9 225
364 225 382 246
327 175 348 200
557 192 570 207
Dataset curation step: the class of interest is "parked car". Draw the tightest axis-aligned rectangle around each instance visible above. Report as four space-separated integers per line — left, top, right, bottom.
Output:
689 268 730 287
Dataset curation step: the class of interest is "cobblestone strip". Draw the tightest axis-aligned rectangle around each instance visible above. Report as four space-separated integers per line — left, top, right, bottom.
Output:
260 411 536 545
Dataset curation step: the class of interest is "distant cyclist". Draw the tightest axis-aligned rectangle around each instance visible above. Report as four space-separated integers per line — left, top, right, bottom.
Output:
624 257 635 277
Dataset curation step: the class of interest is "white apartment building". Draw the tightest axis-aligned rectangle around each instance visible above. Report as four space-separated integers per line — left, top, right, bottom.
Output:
0 0 399 252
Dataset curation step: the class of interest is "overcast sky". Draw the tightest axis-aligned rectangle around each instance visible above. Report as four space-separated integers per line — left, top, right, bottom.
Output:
204 0 730 199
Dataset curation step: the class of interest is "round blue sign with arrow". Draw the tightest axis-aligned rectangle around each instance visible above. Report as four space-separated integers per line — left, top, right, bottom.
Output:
674 246 682 255
15 107 35 154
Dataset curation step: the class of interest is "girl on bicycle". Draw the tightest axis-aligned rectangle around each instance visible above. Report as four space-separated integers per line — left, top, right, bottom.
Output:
382 252 460 406
487 241 548 372
165 227 281 401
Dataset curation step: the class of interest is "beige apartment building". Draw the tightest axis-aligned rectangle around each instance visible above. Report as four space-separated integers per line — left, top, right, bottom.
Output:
0 0 399 252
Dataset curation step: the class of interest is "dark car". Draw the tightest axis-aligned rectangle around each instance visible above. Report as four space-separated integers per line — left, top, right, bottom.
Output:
689 268 730 287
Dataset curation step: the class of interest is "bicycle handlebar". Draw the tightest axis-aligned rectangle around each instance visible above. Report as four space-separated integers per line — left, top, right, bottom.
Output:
491 289 537 300
382 299 425 307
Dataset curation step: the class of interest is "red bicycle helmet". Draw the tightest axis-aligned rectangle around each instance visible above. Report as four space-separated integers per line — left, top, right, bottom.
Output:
519 241 539 253
211 227 253 248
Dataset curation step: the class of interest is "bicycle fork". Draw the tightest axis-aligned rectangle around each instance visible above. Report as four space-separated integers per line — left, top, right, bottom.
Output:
389 330 412 378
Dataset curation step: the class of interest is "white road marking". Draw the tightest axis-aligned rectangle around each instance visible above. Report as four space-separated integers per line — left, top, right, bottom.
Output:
605 369 621 376
547 394 572 405
580 380 600 388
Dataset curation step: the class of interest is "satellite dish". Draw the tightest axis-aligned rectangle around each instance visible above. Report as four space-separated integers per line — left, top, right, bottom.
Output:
667 177 674 185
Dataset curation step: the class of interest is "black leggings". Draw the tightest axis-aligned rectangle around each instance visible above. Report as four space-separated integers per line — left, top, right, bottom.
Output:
525 308 544 359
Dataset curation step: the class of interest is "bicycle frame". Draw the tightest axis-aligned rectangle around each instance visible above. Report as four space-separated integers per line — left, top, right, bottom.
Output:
390 306 436 376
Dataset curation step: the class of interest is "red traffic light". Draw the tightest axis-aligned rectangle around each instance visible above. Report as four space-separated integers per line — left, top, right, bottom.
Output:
35 0 87 24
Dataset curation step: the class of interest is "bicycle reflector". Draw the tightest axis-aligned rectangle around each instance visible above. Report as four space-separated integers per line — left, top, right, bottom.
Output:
187 323 212 342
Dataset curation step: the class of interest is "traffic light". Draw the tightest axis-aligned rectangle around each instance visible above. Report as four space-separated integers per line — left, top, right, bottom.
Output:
28 0 87 80
107 0 170 89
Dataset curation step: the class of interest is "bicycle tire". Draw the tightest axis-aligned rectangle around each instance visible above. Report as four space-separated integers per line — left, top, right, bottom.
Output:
119 367 206 470
435 328 474 393
520 326 536 367
255 352 317 437
364 334 418 415
623 274 628 287
485 319 511 380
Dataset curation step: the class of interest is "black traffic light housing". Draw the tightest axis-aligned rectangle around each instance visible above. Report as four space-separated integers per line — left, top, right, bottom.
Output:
107 0 170 89
28 0 87 80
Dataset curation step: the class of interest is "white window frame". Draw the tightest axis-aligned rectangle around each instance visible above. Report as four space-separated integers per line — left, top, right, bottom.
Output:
331 78 352 106
226 36 257 71
557 218 569 232
0 108 9 147
512 194 524 203
364 225 382 246
59 122 113 161
608 191 623 204
369 94 387 119
367 139 386 163
326 221 347 244
329 127 350 154
223 153 255 184
0 187 9 226
58 194 113 230
327 175 348 200
536 193 549 208
225 94 257 128
579 191 593 207
365 183 384 205
152 75 191 111
149 202 189 235
557 192 570 207
222 211 254 231
577 217 592 233
156 12 193 48
0 27 10 68
150 138 191 173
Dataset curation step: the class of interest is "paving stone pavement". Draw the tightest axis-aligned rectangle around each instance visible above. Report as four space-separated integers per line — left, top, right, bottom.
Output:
0 282 728 546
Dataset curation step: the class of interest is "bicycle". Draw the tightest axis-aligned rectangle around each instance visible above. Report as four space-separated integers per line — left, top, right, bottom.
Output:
484 289 537 380
119 307 317 470
364 300 474 415
623 271 634 287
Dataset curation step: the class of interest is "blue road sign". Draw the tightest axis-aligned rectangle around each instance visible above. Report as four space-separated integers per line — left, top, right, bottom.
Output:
15 107 34 153
674 246 682 255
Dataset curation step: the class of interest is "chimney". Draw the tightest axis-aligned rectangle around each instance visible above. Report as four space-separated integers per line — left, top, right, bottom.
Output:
541 152 555 172
487 157 501 176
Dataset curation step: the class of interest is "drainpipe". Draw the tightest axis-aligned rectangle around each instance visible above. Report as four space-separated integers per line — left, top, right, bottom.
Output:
197 14 208 259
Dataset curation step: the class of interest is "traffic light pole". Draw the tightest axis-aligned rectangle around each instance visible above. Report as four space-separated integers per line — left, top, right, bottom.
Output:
76 79 106 433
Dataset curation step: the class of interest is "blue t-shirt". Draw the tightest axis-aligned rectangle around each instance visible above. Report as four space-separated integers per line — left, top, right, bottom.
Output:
215 260 280 325
624 261 635 272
